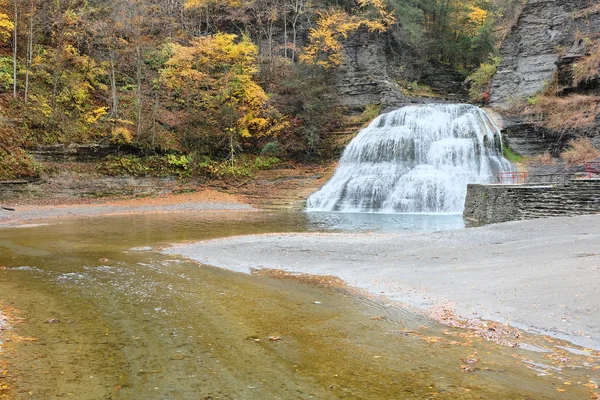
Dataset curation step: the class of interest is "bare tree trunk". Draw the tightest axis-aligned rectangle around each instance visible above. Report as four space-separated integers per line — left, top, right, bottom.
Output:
268 17 274 66
205 4 209 33
291 0 303 62
24 2 33 104
283 6 288 59
109 48 118 117
12 0 18 98
135 44 143 138
151 90 158 149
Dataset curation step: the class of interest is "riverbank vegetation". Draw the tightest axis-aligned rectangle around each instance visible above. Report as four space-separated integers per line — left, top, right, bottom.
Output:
0 0 528 180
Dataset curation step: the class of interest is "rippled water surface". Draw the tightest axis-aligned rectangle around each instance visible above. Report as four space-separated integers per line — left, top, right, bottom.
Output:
0 212 598 399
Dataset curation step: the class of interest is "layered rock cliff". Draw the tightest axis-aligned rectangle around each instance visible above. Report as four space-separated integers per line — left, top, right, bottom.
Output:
336 28 468 111
336 28 405 111
490 0 600 108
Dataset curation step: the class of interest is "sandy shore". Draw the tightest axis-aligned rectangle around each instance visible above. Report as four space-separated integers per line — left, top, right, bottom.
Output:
165 214 600 349
0 189 254 226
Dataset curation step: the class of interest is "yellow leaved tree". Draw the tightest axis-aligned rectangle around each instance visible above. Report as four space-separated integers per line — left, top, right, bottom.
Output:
301 0 395 69
160 33 285 162
183 0 241 9
0 0 13 44
451 2 489 38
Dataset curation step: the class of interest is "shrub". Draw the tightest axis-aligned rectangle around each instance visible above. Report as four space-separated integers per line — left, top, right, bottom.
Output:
524 94 600 132
192 155 280 180
0 146 42 180
260 141 281 157
98 154 192 178
0 57 13 91
561 137 599 166
110 127 134 145
466 57 501 103
503 145 523 163
573 41 600 86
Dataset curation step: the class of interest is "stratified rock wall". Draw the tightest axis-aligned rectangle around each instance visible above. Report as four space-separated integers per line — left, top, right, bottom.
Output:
490 0 599 108
336 28 405 111
336 28 469 111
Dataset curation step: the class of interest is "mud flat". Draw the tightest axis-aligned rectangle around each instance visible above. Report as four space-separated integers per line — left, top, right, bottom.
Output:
165 214 600 349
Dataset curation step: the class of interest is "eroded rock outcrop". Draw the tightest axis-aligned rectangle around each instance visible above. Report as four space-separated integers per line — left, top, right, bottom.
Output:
336 28 468 111
490 0 600 109
336 28 405 111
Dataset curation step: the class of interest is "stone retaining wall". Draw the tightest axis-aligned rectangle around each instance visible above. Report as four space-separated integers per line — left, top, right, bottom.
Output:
464 179 600 224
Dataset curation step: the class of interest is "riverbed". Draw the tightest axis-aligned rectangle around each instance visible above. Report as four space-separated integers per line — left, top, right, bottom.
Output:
1 211 599 399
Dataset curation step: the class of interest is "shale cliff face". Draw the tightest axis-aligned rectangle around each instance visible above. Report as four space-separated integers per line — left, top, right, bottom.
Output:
490 0 600 109
336 28 405 111
336 28 468 111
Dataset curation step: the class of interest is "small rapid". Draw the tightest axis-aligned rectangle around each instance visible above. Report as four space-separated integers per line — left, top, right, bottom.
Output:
307 104 512 213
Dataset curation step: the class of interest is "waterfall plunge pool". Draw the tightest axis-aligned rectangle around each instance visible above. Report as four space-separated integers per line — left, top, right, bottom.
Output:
305 210 468 233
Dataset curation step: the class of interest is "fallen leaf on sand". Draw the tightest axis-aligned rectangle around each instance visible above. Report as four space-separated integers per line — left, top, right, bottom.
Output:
460 365 474 373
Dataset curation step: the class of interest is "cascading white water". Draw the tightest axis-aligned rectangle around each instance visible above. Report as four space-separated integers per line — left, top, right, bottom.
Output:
307 104 512 213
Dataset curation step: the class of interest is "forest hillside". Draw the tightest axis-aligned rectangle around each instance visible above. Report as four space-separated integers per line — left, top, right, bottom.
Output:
1 0 596 183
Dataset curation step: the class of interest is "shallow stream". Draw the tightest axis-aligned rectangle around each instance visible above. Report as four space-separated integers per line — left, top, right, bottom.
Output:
0 211 598 399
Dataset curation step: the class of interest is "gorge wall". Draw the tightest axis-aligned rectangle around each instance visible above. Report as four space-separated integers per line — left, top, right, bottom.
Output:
488 0 600 161
490 0 600 108
336 28 468 112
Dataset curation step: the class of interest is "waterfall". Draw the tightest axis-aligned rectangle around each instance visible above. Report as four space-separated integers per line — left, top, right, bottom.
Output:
307 104 512 214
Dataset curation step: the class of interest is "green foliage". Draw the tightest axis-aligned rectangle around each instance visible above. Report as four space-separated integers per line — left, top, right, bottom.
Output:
252 156 280 170
385 0 424 43
0 56 12 90
98 154 278 180
467 57 501 102
167 154 192 169
503 145 523 163
386 0 505 69
98 155 191 178
260 141 281 157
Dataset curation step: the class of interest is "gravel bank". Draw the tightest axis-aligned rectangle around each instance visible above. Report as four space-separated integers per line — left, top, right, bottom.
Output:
0 190 254 226
165 214 600 348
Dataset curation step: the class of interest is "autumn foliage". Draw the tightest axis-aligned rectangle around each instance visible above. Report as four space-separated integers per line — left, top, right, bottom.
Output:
160 33 287 160
0 0 522 179
301 0 395 68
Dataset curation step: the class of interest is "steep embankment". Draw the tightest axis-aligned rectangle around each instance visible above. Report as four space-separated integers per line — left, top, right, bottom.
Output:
490 0 600 159
491 0 600 108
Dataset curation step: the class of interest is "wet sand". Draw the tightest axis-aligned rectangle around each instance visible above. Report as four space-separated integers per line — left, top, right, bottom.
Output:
0 190 253 226
165 214 600 349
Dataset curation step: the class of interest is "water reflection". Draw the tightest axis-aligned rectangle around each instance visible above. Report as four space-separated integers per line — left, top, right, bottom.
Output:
305 211 466 233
